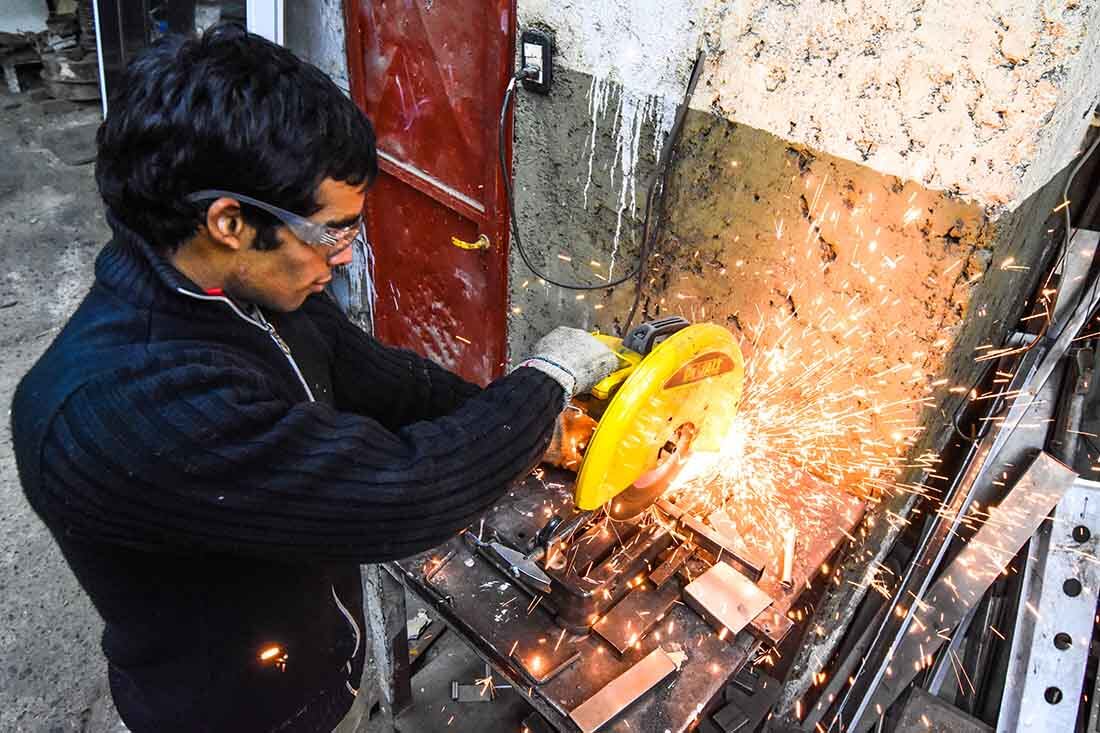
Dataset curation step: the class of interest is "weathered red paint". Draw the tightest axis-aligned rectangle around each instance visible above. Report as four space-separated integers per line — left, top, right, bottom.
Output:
344 0 515 385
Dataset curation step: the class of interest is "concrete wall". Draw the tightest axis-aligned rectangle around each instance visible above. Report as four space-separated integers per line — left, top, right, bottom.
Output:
701 0 1100 209
291 1 1097 461
522 0 1100 209
286 0 350 94
508 1 1099 477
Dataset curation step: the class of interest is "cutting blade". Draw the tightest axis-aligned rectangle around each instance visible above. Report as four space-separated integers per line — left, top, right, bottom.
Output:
575 323 744 517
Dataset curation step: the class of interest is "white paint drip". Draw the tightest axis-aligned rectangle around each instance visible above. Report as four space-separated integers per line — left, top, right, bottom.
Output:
347 235 377 332
583 76 679 278
581 75 614 210
523 0 706 277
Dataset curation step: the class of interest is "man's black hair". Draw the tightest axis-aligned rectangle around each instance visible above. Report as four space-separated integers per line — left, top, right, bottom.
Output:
95 24 377 252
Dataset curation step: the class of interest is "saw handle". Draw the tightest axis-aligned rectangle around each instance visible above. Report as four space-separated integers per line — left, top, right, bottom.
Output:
622 316 690 355
588 317 691 400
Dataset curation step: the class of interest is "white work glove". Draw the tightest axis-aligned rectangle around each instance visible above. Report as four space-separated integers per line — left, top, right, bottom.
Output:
516 326 620 404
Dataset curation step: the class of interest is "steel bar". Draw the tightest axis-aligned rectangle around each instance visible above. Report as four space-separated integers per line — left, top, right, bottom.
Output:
510 642 582 686
996 478 1100 732
794 225 1100 726
593 580 682 655
650 542 696 588
569 647 679 733
851 452 1078 732
826 430 995 730
893 687 993 733
684 561 773 638
680 513 765 581
363 564 413 725
924 603 978 698
829 344 1068 731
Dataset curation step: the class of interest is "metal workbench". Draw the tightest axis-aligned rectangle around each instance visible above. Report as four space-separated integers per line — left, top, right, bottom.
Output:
370 466 864 732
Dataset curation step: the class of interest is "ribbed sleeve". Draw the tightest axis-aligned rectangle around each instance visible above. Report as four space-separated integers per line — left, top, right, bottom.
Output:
34 355 562 562
304 296 483 425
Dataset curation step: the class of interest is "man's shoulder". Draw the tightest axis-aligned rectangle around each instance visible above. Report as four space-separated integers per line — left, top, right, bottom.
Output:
12 286 256 452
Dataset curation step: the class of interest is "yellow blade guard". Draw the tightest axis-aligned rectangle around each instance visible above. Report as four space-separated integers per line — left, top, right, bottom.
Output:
575 323 745 515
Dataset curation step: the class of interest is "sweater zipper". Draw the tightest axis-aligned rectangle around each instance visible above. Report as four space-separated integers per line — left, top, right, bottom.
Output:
175 288 315 402
250 309 316 403
177 288 362 686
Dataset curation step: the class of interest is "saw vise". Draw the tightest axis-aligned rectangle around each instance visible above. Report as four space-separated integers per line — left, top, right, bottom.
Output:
386 317 865 732
477 316 752 630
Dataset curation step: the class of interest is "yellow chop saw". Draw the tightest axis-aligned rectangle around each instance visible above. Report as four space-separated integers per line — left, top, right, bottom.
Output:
485 316 745 626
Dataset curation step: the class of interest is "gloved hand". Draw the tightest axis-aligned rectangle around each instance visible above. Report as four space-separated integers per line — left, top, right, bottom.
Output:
543 406 599 471
516 326 620 403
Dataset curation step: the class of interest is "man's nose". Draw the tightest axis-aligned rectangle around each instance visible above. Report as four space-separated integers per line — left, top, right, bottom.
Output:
328 245 354 267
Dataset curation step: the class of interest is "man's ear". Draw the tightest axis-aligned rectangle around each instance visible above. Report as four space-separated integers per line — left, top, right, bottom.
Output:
204 197 250 252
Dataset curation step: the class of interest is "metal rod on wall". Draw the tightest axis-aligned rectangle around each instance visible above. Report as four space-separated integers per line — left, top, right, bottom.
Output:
91 0 108 117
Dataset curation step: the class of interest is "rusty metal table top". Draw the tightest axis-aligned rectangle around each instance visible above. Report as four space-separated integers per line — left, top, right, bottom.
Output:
391 467 864 732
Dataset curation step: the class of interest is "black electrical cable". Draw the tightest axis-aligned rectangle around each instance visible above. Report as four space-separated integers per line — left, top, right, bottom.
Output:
498 51 704 301
498 75 633 290
623 50 705 336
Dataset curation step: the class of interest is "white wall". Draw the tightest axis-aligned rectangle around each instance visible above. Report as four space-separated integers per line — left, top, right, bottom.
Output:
521 0 1100 211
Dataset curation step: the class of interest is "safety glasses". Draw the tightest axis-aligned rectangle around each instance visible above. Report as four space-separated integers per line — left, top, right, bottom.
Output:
186 189 364 258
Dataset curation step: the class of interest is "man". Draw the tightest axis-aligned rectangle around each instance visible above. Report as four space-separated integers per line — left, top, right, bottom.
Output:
11 26 616 732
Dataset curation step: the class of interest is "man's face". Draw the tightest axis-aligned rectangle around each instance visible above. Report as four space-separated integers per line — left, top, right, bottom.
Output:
227 178 364 312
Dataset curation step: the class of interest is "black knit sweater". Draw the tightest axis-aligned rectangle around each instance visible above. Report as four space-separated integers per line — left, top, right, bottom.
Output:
10 213 563 732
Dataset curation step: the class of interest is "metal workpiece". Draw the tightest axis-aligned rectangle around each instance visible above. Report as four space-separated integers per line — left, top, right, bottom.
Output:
679 513 766 582
996 478 1100 732
568 647 680 733
684 561 774 638
1049 342 1096 469
593 580 683 655
649 542 696 588
846 452 1078 733
391 469 761 732
389 464 863 731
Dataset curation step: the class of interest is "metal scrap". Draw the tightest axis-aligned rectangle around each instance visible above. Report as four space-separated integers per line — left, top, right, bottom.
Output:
843 451 1078 732
593 580 682 655
679 513 765 581
569 647 680 733
649 542 695 588
684 561 773 638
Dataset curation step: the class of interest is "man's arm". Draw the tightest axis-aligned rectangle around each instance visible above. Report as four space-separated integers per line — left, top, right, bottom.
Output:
28 357 561 563
305 296 482 425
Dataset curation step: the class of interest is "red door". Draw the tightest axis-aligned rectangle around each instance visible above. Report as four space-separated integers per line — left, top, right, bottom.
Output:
344 0 514 385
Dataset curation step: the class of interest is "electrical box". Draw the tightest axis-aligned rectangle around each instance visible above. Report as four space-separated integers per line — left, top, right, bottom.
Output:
520 29 552 95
